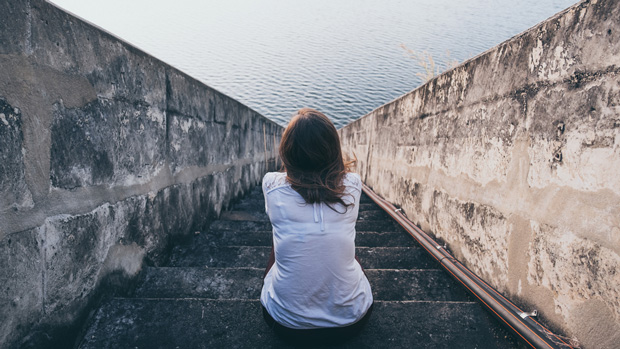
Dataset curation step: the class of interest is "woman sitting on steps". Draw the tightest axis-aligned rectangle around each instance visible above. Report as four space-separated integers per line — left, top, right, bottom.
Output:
260 108 374 344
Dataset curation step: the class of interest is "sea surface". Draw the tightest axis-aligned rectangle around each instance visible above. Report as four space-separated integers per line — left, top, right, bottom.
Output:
51 0 577 128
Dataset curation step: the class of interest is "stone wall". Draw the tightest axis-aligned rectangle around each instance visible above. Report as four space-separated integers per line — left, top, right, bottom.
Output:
0 0 282 347
339 0 620 348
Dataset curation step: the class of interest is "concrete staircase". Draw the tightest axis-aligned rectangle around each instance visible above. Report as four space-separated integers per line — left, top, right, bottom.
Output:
78 185 522 348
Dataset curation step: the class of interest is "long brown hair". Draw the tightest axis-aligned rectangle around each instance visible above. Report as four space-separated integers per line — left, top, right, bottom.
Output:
279 108 355 208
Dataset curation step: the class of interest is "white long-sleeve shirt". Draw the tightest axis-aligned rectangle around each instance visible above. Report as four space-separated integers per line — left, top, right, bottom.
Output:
260 171 373 329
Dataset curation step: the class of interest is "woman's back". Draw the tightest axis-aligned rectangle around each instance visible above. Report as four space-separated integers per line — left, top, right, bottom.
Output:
260 171 373 329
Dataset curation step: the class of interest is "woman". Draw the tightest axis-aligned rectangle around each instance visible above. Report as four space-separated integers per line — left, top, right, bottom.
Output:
260 108 373 344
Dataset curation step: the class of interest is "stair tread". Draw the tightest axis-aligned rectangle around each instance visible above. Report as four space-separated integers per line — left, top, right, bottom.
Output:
169 245 440 270
79 299 519 349
134 267 472 302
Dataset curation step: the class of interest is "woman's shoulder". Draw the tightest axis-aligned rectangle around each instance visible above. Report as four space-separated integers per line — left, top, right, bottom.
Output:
262 172 288 192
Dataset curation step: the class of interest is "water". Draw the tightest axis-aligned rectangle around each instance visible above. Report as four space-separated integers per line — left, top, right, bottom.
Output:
51 0 577 128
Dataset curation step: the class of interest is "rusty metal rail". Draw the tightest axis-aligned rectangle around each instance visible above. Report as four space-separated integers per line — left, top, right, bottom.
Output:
361 183 574 349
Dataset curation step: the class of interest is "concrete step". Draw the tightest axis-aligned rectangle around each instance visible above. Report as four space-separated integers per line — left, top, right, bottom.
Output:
230 200 266 211
173 230 415 249
169 245 272 268
366 269 472 302
78 299 519 349
356 231 414 247
360 194 374 203
181 231 275 248
168 245 439 270
220 210 268 222
357 247 439 270
209 220 272 232
357 209 391 221
209 219 399 232
134 267 265 300
359 203 381 211
135 267 472 302
364 219 405 232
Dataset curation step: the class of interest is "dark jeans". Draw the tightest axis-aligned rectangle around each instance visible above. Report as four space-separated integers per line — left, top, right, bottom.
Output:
262 248 373 345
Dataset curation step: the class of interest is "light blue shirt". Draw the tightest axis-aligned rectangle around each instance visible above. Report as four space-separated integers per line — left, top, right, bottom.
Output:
260 172 373 329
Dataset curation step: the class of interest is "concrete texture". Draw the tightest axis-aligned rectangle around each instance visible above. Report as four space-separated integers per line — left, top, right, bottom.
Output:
134 267 472 302
0 0 282 347
0 98 32 211
81 299 519 349
338 1 620 347
77 185 521 348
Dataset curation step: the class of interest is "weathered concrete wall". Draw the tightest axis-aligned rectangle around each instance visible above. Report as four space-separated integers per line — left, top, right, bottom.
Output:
339 0 620 347
0 0 282 347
